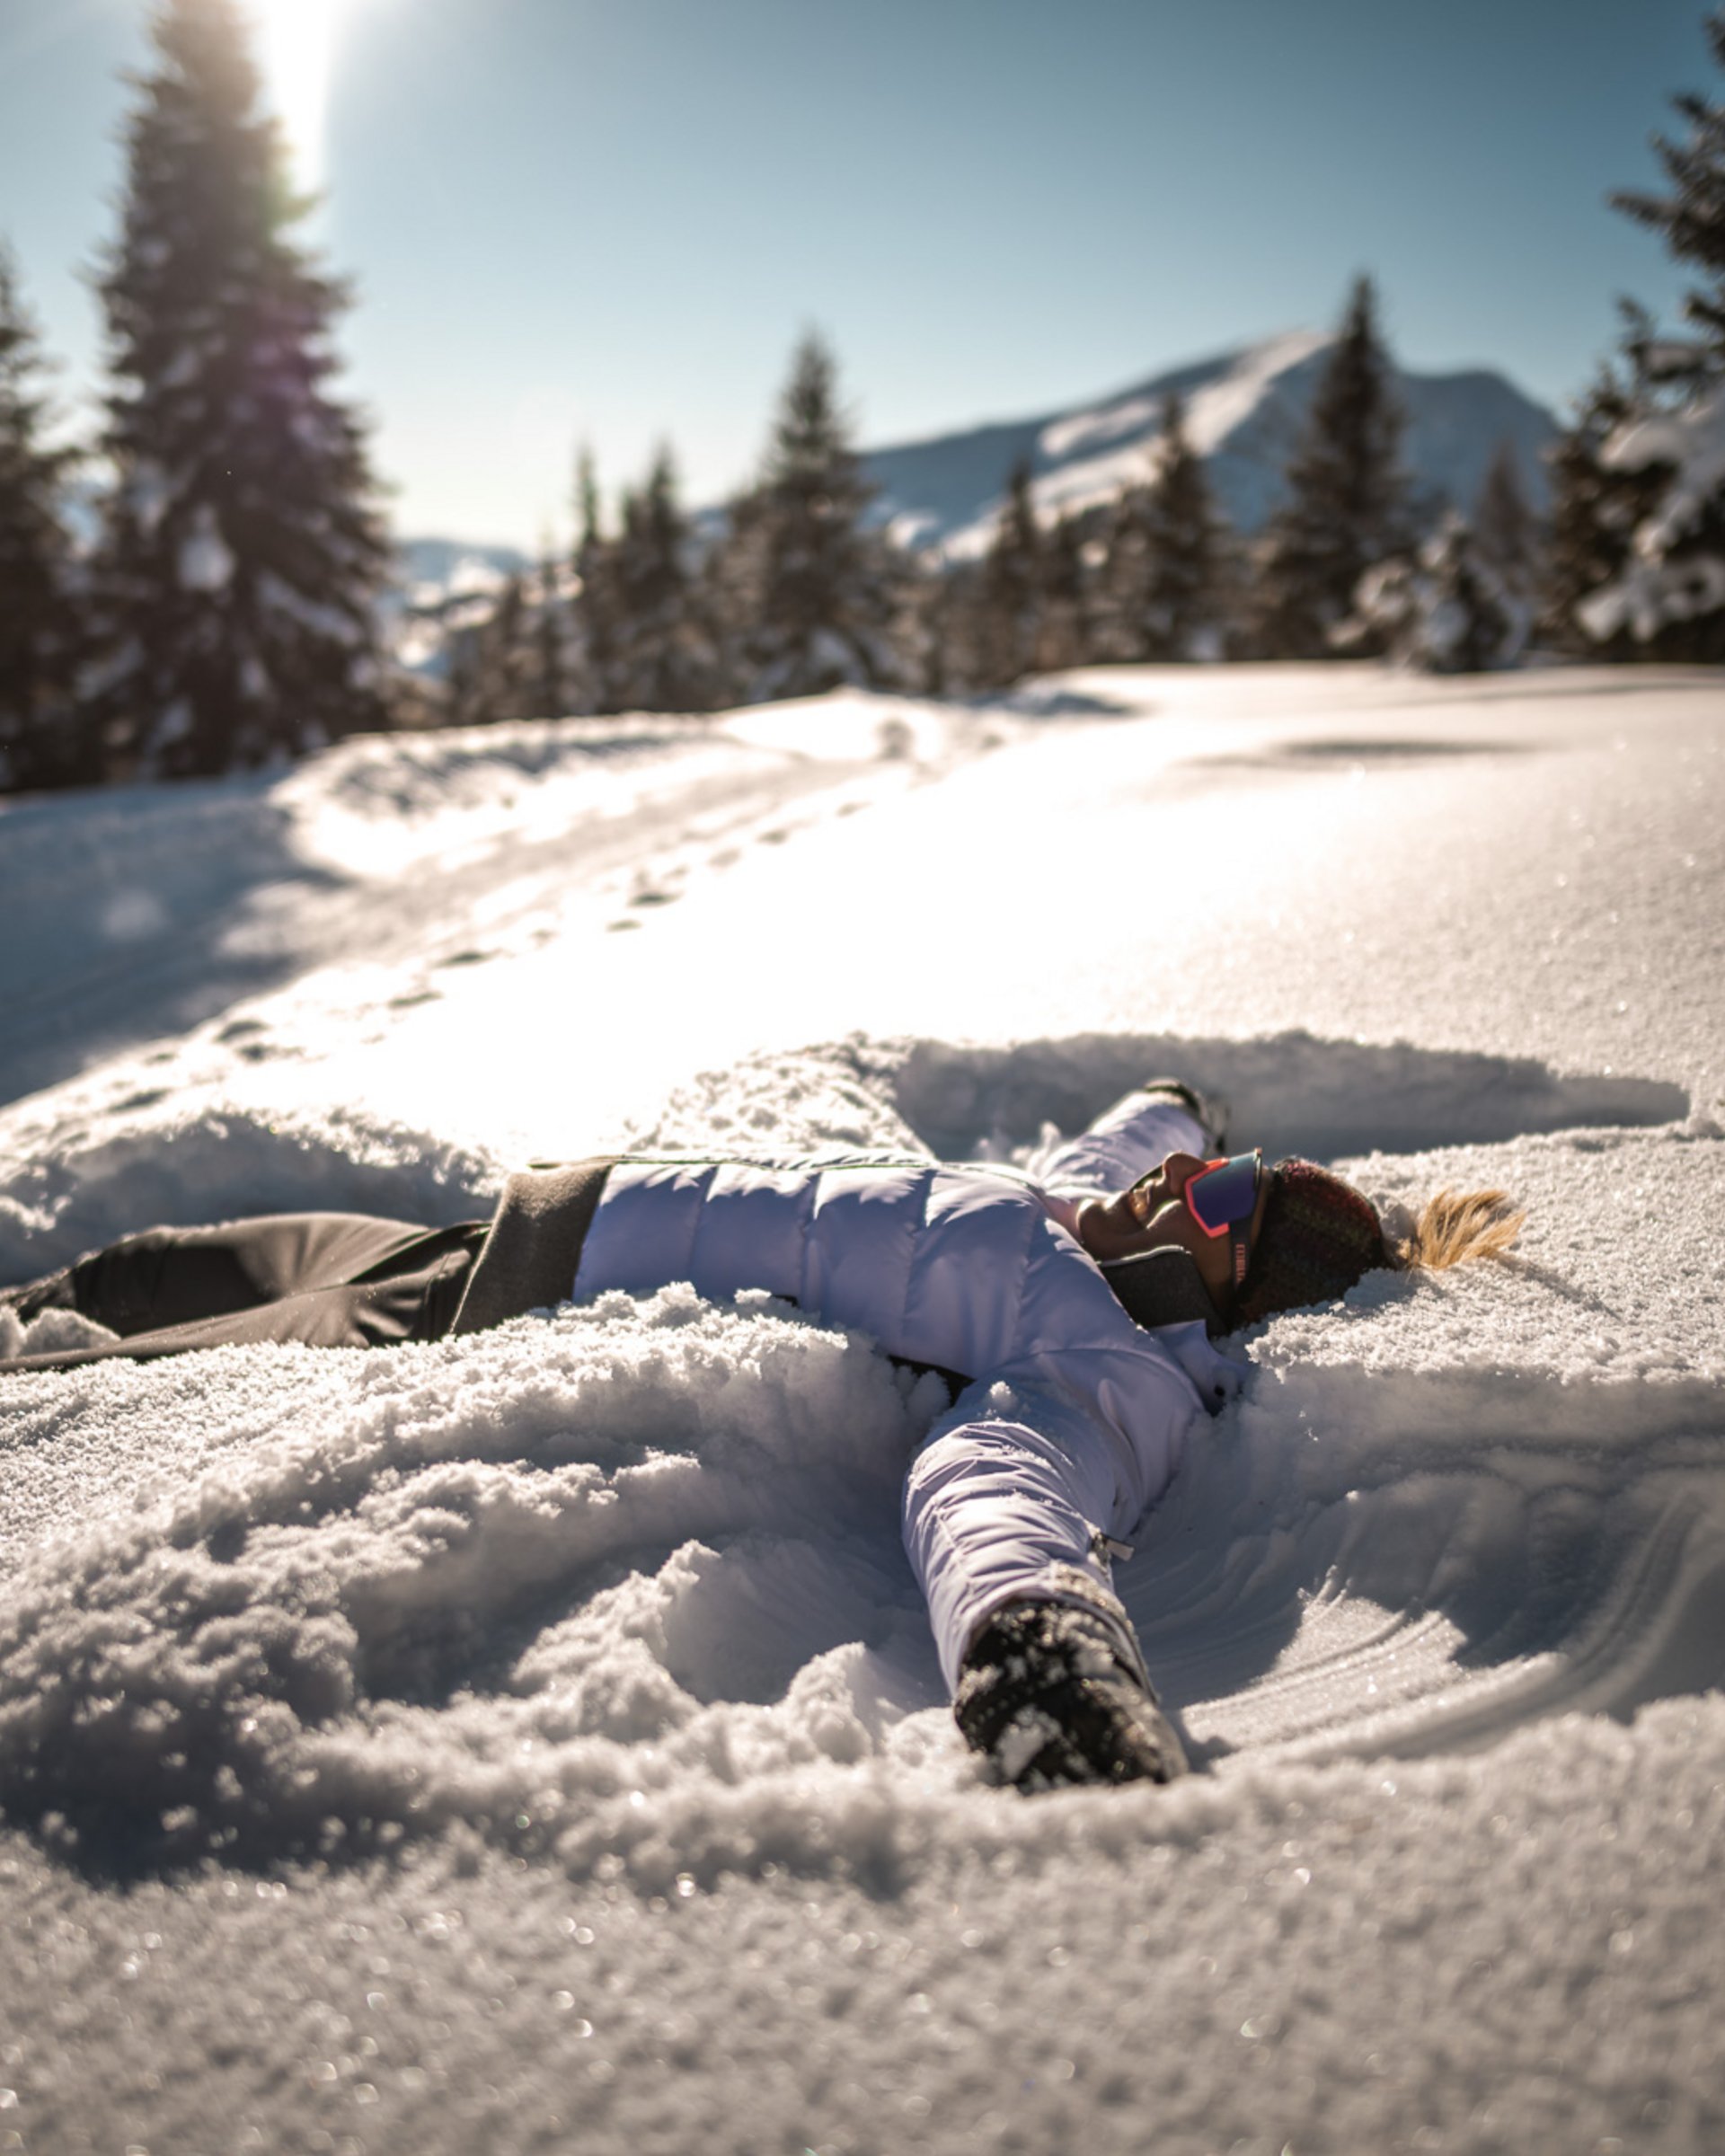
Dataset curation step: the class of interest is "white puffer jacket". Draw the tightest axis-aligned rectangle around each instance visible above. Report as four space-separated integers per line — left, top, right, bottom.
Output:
573 1090 1243 1690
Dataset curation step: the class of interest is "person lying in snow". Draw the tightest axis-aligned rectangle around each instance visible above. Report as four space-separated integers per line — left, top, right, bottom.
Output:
0 1081 1521 1794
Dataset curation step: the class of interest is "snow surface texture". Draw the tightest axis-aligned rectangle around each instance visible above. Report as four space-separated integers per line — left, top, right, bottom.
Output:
0 665 1722 2154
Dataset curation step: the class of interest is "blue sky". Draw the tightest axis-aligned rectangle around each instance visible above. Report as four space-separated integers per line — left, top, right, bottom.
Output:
0 0 1712 546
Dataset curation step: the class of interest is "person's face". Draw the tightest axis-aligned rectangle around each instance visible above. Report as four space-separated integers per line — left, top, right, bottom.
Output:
1075 1153 1273 1313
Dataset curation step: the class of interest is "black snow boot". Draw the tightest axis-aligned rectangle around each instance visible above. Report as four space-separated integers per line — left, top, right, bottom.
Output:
1142 1076 1230 1156
953 1598 1189 1793
0 1268 75 1325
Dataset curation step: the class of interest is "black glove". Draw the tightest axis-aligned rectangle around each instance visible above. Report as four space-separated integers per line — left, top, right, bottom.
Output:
953 1598 1189 1792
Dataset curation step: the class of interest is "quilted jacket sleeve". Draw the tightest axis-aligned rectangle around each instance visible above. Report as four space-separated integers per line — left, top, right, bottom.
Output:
1024 1086 1208 1200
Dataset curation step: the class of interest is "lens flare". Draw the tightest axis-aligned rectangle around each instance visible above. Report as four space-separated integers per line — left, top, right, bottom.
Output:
249 0 349 190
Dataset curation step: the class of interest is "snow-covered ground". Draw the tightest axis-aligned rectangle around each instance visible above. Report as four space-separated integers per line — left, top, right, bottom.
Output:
1 663 1721 2155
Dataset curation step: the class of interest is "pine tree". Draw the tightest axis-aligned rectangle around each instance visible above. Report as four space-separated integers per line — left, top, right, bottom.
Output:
1576 11 1725 659
1031 512 1090 672
441 600 482 726
0 243 83 792
1564 356 1725 662
608 446 714 712
454 571 541 725
1345 514 1524 672
725 331 901 702
1473 438 1544 601
1094 490 1151 665
972 458 1044 687
1537 367 1648 656
1101 392 1229 661
531 543 576 721
1144 391 1229 659
917 559 984 695
89 0 388 780
885 554 942 697
1611 7 1725 368
572 442 618 713
1252 276 1411 657
450 552 579 727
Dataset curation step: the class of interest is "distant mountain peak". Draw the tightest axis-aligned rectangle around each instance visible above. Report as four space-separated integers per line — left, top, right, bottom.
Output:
862 331 1557 559
395 331 1561 591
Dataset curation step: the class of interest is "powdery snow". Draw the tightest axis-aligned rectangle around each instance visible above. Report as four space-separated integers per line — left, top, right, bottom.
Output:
0 692 1016 1109
177 501 235 594
0 662 1721 2154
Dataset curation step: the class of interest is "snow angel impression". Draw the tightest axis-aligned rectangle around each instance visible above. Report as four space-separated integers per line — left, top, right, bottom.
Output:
1 1080 1522 1792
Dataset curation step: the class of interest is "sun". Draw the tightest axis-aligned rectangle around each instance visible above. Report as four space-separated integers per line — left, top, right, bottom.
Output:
248 0 355 190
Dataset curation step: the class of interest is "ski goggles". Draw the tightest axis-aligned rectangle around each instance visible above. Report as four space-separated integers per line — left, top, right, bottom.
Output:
1187 1149 1265 1286
1134 1148 1266 1288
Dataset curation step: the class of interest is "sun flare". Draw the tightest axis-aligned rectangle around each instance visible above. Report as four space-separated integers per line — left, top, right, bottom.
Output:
249 0 353 190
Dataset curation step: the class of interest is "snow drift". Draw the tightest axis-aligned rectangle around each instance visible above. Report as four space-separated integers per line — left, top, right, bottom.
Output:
1 663 1721 2156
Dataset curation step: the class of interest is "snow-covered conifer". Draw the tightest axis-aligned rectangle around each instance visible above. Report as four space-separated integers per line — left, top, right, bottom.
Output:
443 549 583 727
1100 392 1230 660
452 572 542 726
972 459 1044 686
1252 277 1411 657
1578 385 1725 658
1611 8 1725 369
1031 514 1090 672
532 545 579 721
571 443 618 713
723 332 902 702
1577 14 1725 658
913 560 983 695
1473 439 1545 603
0 244 84 792
88 0 387 779
1345 514 1525 672
1538 368 1646 655
607 446 716 712
1094 493 1150 665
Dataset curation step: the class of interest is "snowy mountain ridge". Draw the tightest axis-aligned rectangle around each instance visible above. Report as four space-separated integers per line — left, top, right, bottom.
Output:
860 329 1559 558
398 331 1559 594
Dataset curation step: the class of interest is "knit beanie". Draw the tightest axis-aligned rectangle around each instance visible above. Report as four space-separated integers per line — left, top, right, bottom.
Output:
1234 1158 1388 1325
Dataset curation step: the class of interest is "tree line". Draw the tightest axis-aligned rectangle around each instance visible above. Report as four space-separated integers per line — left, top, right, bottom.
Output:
439 278 1550 730
1 0 1721 793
